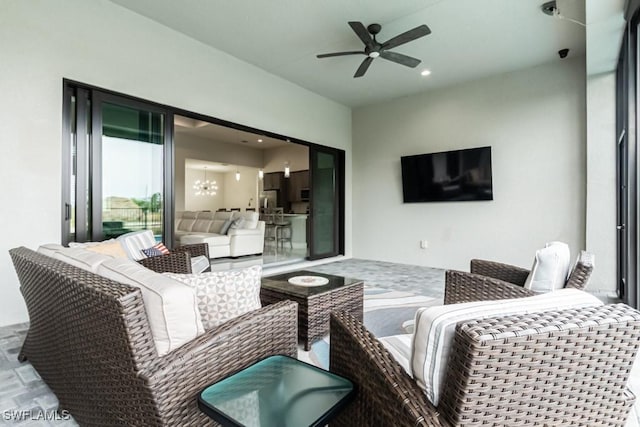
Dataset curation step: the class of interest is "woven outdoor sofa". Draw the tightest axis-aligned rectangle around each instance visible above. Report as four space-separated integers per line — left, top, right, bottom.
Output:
10 247 298 426
330 253 640 426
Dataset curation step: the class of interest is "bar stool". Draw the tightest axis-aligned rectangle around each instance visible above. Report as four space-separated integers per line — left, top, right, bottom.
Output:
273 209 292 250
264 208 279 245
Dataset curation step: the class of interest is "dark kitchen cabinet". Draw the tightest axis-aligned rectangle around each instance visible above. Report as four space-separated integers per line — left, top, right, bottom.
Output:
288 170 309 201
263 172 284 191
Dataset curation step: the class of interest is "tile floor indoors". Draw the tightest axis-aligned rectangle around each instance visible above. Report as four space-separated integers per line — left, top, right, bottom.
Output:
0 258 637 426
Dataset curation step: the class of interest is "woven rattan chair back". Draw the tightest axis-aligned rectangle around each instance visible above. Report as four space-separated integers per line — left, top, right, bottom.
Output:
10 247 159 425
564 250 594 290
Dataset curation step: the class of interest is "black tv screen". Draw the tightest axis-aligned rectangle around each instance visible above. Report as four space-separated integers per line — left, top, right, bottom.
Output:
401 146 493 202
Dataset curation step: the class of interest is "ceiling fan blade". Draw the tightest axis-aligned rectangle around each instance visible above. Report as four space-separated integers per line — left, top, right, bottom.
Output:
348 21 374 48
381 24 431 50
317 51 364 58
354 57 374 78
380 51 421 68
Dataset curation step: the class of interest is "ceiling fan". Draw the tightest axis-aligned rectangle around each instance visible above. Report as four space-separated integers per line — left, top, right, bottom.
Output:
317 21 431 78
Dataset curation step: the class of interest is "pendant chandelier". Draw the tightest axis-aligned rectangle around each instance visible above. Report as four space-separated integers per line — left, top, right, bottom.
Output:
193 167 218 196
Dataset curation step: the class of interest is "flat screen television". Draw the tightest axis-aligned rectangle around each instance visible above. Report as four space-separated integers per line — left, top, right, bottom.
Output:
401 146 493 202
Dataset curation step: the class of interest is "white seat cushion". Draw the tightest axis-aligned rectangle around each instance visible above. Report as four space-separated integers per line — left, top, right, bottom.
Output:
411 288 603 406
117 230 157 261
97 258 204 356
524 241 571 292
165 265 262 330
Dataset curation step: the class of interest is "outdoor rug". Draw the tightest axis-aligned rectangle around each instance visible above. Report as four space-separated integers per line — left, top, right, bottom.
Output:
297 285 441 369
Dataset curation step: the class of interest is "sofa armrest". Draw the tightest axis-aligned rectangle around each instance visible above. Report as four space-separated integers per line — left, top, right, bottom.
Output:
140 300 298 424
174 243 209 259
227 228 262 236
444 270 535 305
470 259 530 286
138 252 192 274
439 304 640 426
329 312 446 427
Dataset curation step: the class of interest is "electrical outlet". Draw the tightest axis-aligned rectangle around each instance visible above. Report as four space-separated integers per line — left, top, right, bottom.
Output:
420 240 428 249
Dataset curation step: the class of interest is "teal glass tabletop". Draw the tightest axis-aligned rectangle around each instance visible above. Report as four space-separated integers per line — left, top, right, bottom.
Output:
198 355 354 427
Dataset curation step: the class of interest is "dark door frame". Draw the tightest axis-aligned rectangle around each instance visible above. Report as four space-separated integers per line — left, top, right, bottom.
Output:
616 5 640 308
62 79 345 259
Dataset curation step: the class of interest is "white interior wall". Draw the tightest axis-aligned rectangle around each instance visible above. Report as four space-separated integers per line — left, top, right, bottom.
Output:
223 167 261 210
0 0 352 327
352 58 588 278
586 72 617 294
262 144 310 173
175 133 263 211
184 168 225 212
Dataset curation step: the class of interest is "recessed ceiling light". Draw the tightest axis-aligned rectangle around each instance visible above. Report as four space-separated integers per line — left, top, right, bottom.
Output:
257 139 263 143
421 69 432 77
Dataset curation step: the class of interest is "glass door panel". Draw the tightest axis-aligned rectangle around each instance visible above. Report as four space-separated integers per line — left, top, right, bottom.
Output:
63 83 174 246
308 148 343 259
98 101 165 240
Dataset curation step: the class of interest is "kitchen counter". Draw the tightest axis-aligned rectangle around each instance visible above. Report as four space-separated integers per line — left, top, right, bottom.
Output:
282 214 307 248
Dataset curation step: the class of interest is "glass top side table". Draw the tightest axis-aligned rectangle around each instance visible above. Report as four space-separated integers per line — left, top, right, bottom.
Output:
198 355 355 427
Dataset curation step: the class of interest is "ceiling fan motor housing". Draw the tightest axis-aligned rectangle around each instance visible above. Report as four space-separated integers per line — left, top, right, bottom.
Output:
367 23 381 35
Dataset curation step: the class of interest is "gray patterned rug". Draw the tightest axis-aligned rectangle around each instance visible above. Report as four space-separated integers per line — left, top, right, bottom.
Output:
297 285 441 369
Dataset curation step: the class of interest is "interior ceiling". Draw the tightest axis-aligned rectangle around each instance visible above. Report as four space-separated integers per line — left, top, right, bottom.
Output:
184 158 257 173
109 0 620 108
175 115 289 149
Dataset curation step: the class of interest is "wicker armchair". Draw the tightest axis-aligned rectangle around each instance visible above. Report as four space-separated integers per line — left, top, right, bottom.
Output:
330 301 640 426
444 250 594 304
10 247 298 426
138 243 210 274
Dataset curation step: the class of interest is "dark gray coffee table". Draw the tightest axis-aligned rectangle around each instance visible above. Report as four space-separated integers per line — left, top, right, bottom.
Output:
260 270 364 350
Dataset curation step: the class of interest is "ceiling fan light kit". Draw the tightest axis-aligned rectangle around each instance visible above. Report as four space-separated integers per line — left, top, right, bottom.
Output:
317 21 431 78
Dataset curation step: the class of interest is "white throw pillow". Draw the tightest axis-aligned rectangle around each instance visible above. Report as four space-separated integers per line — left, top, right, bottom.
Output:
235 212 259 230
165 265 262 330
97 258 204 356
523 241 571 293
410 288 602 406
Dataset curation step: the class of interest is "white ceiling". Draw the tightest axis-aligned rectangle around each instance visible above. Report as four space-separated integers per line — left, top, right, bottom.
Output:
175 114 289 149
109 0 621 107
185 158 259 174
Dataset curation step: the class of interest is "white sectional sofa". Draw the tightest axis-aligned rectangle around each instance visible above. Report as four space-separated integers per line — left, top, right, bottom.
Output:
175 211 265 259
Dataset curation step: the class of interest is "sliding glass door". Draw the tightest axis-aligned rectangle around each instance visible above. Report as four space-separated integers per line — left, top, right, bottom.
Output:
308 146 345 260
62 84 173 245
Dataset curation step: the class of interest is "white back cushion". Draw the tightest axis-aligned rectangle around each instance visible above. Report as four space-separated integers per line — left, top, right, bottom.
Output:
192 219 212 232
192 212 215 232
411 288 603 406
176 211 198 232
50 248 114 273
524 241 571 293
37 243 66 257
117 230 157 261
209 219 226 233
97 258 204 356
